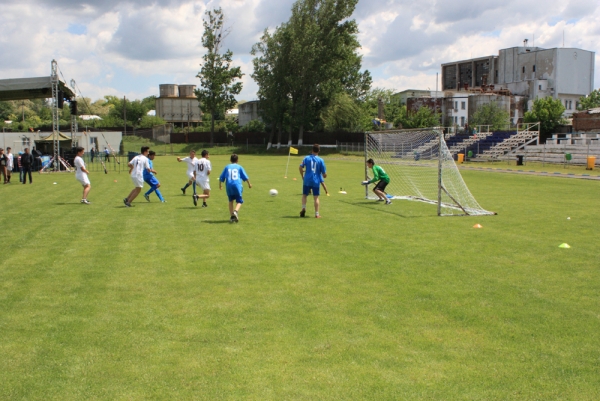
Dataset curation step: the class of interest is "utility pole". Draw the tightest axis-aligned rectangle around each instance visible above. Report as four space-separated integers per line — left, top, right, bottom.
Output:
123 96 127 136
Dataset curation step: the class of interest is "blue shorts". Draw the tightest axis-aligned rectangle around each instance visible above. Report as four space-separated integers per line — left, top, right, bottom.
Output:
227 194 244 203
144 176 159 187
303 184 320 196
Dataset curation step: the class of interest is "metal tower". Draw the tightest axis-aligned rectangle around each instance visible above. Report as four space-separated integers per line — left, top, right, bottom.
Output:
51 60 61 171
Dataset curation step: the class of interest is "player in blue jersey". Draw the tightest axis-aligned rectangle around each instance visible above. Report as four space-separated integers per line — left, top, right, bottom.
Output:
299 144 327 218
143 150 165 202
219 154 252 223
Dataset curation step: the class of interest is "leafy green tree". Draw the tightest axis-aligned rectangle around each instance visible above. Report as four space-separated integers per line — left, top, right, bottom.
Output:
138 115 166 129
252 26 293 148
0 101 16 121
242 119 266 132
252 0 371 145
196 8 243 144
399 106 441 129
577 89 600 110
524 97 566 136
321 92 362 132
469 102 510 130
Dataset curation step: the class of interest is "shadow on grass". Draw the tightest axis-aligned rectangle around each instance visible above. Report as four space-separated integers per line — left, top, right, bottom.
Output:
202 220 236 224
339 200 436 219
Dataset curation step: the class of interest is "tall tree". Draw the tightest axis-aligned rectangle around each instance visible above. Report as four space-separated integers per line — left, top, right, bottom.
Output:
251 27 292 148
196 8 243 144
252 0 371 145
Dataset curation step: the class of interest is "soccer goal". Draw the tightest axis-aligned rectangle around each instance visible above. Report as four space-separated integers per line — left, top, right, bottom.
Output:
364 129 495 216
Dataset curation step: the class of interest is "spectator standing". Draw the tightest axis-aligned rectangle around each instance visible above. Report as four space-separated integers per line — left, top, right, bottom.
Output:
0 148 7 184
6 147 14 183
21 148 34 184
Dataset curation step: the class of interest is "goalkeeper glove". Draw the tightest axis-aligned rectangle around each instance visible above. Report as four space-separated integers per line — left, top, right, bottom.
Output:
361 181 370 186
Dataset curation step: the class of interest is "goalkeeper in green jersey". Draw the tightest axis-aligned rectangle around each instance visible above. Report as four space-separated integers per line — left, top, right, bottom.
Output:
362 158 391 205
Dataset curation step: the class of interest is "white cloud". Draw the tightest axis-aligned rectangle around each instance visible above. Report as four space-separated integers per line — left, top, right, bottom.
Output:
0 0 599 102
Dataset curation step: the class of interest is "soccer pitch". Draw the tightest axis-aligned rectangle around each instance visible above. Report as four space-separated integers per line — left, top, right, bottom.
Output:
1 155 599 400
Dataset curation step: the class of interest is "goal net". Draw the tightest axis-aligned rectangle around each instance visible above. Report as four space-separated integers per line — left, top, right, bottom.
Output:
365 129 494 216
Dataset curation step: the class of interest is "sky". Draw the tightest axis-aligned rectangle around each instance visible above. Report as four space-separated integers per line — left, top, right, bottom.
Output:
1 0 599 104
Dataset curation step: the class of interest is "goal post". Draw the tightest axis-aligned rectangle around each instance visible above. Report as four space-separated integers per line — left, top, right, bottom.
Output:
365 129 495 216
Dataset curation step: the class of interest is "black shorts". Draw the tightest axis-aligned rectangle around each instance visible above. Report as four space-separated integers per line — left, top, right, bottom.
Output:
374 180 388 192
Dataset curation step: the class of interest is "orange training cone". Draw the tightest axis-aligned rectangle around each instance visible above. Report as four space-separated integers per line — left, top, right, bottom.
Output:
473 224 482 228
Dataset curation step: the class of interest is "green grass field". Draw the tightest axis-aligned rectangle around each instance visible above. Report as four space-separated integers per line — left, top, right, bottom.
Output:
1 155 599 400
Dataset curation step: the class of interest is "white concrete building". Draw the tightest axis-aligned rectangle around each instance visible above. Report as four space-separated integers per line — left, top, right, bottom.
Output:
442 45 595 117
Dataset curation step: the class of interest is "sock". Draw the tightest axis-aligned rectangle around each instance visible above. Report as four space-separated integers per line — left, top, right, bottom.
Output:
183 183 190 189
302 204 306 209
192 182 196 195
316 212 320 217
155 189 164 202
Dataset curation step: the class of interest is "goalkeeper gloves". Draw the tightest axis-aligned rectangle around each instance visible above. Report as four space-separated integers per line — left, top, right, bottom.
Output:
361 181 370 186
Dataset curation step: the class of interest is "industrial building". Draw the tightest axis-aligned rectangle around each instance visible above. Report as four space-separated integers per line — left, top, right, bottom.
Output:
441 45 595 117
238 101 261 127
155 84 202 126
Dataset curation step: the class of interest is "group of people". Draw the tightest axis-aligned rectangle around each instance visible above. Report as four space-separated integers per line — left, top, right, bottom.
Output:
0 147 36 185
89 147 112 163
71 143 392 221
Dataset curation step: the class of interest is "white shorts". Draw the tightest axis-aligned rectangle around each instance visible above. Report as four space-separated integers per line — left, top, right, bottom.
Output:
195 179 210 191
187 171 195 180
77 174 90 186
131 175 144 188
7 167 12 172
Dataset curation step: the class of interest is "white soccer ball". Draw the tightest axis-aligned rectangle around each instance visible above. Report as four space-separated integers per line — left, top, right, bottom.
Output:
269 189 278 196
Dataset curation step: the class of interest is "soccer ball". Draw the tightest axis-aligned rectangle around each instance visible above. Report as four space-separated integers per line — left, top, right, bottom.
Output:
269 189 278 196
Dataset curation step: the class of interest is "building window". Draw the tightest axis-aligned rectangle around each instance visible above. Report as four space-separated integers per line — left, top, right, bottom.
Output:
539 85 542 90
533 65 536 72
461 116 465 126
454 101 458 110
522 66 525 73
461 101 466 110
454 116 458 124
495 70 498 78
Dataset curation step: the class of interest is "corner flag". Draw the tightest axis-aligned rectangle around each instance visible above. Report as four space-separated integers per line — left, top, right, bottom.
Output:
289 147 299 155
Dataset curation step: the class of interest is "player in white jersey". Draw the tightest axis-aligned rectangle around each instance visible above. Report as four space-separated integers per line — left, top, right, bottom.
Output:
124 146 151 207
6 147 14 183
192 149 212 207
74 146 91 204
177 150 198 195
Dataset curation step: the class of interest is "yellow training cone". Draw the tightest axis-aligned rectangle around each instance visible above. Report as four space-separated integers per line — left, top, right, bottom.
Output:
473 224 482 228
558 243 571 248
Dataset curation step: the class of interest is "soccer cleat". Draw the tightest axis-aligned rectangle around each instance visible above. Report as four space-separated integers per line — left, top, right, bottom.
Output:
123 198 129 206
202 202 208 208
193 194 198 207
385 200 392 205
300 209 306 218
315 215 322 218
230 215 235 223
377 198 385 202
181 187 186 195
82 199 91 205
232 211 239 223
144 194 150 202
